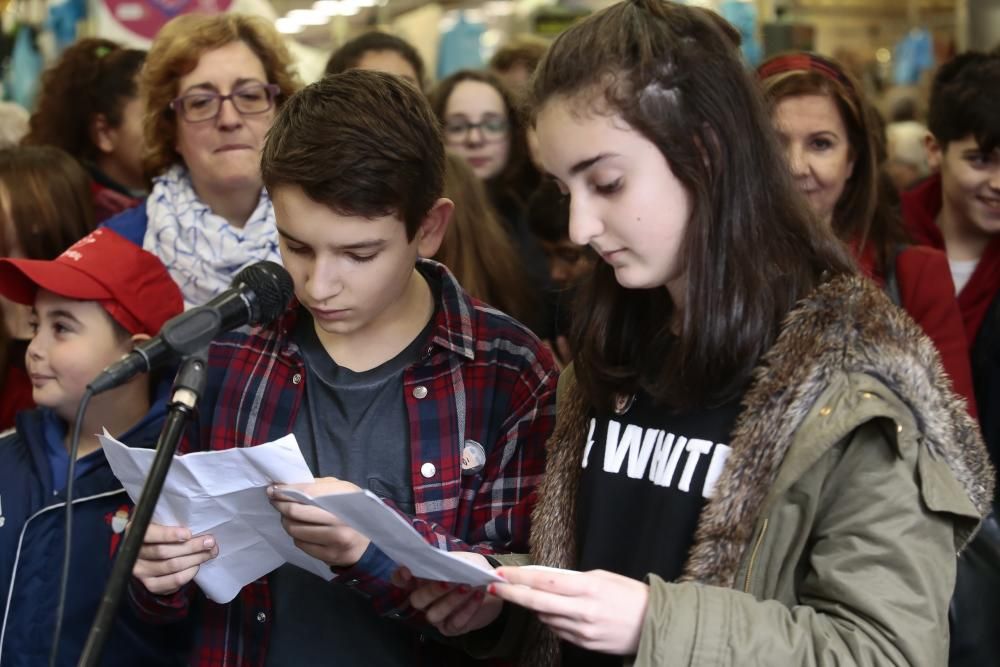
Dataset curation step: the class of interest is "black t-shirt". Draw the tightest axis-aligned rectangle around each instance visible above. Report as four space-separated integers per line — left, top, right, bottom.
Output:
565 391 741 667
266 305 434 667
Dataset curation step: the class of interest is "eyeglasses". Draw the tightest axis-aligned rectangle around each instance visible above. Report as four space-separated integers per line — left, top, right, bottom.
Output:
443 115 510 144
169 83 280 123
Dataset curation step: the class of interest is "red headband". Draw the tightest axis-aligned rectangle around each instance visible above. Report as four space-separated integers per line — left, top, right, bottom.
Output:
757 52 854 90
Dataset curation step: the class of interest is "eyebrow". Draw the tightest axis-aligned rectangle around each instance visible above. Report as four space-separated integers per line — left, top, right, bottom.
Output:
182 77 264 95
569 153 617 176
33 308 83 325
276 227 386 251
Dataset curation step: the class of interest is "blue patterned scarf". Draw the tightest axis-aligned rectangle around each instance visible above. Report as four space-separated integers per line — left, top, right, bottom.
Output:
143 165 283 308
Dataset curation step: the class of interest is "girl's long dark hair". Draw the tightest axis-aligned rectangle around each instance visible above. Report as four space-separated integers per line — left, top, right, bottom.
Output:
529 0 855 411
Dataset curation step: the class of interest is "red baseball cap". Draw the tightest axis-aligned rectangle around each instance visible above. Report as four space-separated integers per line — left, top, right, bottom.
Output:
0 228 183 336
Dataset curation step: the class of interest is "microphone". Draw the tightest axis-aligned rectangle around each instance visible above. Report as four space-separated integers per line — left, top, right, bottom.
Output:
88 261 294 395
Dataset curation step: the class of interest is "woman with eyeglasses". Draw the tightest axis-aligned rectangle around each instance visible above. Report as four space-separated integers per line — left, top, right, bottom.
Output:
104 14 300 307
430 71 555 340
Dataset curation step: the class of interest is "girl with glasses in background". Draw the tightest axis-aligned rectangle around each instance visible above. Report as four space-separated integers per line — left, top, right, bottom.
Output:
104 14 300 307
431 71 555 340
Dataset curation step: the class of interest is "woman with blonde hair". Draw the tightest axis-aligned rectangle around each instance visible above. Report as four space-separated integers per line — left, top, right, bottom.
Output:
105 13 300 307
437 153 542 332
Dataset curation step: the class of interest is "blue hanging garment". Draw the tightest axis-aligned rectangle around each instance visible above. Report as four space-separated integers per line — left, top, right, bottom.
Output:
893 28 934 85
47 0 88 52
437 10 486 80
5 25 43 109
720 1 762 67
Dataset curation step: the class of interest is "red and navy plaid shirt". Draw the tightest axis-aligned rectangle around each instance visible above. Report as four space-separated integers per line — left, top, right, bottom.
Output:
127 261 558 666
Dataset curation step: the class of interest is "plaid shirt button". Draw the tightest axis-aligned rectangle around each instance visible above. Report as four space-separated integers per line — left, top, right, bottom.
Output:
292 373 302 385
412 385 428 399
256 612 266 623
420 462 436 478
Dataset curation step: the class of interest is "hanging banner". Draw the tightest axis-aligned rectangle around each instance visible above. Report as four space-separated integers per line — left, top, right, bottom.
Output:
95 0 233 45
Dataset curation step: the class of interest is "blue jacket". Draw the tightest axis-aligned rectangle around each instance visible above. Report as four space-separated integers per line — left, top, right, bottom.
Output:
102 201 147 246
0 396 189 666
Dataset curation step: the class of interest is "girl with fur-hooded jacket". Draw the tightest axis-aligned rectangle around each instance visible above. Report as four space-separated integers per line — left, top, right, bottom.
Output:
398 2 995 666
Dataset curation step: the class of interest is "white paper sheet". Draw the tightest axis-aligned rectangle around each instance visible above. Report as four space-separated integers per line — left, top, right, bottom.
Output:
99 431 334 603
276 488 503 587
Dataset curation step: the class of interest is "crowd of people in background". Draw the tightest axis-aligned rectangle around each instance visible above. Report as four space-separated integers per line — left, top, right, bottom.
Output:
0 0 998 664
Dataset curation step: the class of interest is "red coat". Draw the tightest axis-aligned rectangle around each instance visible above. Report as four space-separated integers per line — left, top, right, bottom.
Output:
901 173 1000 345
90 179 141 225
0 341 33 432
857 242 978 416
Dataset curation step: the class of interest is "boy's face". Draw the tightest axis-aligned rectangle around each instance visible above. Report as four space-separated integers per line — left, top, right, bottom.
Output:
272 185 449 341
26 290 134 422
931 135 1000 236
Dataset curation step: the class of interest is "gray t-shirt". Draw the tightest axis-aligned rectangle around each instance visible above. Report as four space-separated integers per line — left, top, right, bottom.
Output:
265 307 433 667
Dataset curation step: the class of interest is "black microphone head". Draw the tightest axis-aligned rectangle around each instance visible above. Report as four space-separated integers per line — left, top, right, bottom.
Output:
233 261 295 326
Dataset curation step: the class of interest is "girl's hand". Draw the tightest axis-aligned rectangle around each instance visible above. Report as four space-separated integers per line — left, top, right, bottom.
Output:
392 554 505 636
489 566 649 655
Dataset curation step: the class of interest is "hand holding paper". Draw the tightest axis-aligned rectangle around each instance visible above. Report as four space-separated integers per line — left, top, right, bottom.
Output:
100 432 334 603
274 487 504 587
395 554 505 636
268 478 371 568
133 523 219 595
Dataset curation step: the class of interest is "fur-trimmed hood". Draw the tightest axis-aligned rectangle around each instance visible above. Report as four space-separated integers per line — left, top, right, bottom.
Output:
524 274 993 663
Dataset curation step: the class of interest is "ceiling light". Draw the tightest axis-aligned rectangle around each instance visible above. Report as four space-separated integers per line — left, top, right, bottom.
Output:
287 8 329 25
275 17 304 33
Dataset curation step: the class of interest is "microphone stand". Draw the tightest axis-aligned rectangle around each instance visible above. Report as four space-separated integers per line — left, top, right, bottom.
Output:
78 351 208 667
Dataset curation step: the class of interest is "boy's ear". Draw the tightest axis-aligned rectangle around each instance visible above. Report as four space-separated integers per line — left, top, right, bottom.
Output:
91 113 116 154
925 132 943 172
129 333 151 350
415 198 454 259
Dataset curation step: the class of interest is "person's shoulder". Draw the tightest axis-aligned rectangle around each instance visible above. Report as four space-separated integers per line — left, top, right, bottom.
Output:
100 199 149 246
207 305 298 366
0 412 39 470
896 245 951 280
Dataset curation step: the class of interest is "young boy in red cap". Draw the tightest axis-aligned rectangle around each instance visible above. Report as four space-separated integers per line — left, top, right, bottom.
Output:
0 227 186 666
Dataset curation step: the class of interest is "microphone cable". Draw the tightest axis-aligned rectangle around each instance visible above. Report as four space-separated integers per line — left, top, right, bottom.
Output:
48 387 94 667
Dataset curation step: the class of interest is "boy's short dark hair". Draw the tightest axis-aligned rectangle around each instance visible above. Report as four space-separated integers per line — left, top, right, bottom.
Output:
261 70 444 240
324 31 425 87
928 51 1000 153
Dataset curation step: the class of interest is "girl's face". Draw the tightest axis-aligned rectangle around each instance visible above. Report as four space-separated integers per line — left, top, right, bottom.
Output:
534 98 691 295
443 80 511 181
95 81 146 191
772 94 855 226
109 93 146 189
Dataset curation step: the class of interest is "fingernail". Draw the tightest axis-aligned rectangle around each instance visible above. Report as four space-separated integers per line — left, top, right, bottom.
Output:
203 537 215 548
266 486 274 497
487 584 496 595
